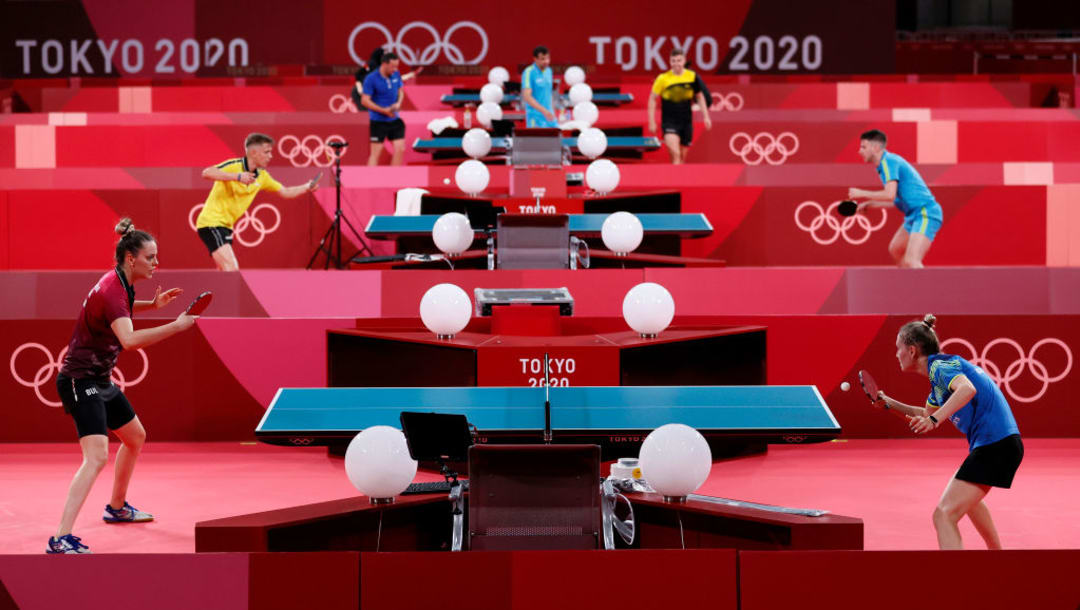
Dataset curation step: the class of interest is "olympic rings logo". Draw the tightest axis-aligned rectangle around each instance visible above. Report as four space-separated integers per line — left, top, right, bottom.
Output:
10 343 148 408
189 203 281 248
329 94 358 114
795 200 888 245
278 134 347 168
710 92 744 112
729 131 799 165
347 21 489 66
940 338 1073 404
290 437 314 446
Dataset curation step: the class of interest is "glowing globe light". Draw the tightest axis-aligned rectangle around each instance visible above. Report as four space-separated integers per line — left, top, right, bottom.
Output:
344 426 418 503
601 211 643 255
639 423 712 502
432 212 474 256
622 282 675 337
419 283 472 338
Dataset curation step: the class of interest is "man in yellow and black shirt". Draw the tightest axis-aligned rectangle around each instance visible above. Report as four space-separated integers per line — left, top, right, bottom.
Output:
647 48 712 164
196 133 321 270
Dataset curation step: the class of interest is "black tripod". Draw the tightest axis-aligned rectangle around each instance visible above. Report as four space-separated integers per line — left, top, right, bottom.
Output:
307 141 373 269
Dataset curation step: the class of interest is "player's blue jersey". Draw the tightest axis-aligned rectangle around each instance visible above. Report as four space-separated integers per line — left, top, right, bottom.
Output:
522 63 556 128
926 353 1020 451
362 69 403 122
877 151 941 217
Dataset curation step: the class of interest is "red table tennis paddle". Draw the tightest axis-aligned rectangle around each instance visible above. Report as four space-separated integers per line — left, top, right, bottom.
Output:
184 291 213 316
857 369 883 407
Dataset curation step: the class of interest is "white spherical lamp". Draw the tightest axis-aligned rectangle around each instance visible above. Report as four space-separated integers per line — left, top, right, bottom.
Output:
639 423 712 502
585 158 620 195
564 66 586 87
461 128 492 159
420 283 472 338
454 159 490 196
479 83 504 105
432 212 474 256
622 282 675 337
568 82 593 106
601 211 643 255
344 426 418 503
488 66 510 86
572 101 599 127
476 102 503 128
577 127 608 159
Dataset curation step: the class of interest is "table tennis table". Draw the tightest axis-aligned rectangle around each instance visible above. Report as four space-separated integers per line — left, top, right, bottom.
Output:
255 385 841 450
441 92 634 106
413 135 661 154
364 212 713 239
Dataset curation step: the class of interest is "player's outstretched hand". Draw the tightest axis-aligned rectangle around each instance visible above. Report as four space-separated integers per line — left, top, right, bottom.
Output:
153 286 183 310
175 312 198 331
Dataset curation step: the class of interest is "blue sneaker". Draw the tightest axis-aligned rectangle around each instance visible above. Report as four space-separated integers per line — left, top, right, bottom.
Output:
103 502 154 523
47 534 91 554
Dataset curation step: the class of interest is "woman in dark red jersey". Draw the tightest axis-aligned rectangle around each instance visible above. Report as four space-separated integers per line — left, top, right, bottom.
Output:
48 218 196 554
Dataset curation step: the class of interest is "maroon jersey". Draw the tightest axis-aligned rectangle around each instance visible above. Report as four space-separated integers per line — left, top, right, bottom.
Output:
60 268 135 379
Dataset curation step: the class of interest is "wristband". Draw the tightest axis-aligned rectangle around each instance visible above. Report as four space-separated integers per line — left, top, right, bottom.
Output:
928 415 938 425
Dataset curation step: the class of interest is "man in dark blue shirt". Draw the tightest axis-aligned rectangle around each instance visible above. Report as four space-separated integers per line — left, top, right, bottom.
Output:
361 51 406 166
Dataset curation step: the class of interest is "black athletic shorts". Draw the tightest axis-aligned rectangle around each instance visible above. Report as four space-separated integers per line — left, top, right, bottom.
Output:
56 374 136 438
662 120 693 147
370 118 406 143
955 434 1024 489
197 226 233 255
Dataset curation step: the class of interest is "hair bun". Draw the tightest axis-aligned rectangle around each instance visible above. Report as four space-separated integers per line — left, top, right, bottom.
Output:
923 313 936 328
114 218 134 237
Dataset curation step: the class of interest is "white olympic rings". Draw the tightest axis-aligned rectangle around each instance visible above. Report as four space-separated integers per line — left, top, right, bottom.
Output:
189 203 281 248
347 21 489 66
940 337 1073 404
729 131 799 165
11 343 148 408
794 200 888 245
278 134 347 168
329 94 358 114
710 92 744 112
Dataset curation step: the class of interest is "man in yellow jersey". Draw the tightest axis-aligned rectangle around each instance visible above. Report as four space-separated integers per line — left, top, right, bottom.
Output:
196 133 321 270
647 48 712 164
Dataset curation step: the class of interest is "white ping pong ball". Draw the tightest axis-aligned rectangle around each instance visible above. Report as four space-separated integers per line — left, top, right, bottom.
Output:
841 382 851 392
639 423 712 501
344 426 417 502
420 283 472 338
443 177 451 185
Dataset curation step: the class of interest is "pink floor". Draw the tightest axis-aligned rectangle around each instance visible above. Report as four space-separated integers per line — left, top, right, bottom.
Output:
3 438 1078 555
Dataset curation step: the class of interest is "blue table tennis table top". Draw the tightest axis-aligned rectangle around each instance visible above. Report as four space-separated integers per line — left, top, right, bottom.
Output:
255 385 840 446
413 136 661 152
441 92 634 105
364 213 713 239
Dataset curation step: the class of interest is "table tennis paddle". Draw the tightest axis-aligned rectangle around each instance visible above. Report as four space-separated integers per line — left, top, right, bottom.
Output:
838 200 858 217
309 172 322 189
857 369 883 407
184 291 213 316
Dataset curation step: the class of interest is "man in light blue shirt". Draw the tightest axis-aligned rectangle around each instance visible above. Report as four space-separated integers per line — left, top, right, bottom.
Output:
522 45 557 128
849 129 944 268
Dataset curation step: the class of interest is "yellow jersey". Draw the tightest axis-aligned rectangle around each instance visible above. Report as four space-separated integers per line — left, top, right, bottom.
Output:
195 157 283 229
651 69 706 124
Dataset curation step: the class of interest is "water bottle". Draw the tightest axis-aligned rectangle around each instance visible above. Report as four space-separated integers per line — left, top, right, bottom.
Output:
464 105 472 129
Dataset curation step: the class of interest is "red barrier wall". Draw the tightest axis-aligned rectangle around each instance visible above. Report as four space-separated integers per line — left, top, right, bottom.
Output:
360 549 736 610
739 550 1080 610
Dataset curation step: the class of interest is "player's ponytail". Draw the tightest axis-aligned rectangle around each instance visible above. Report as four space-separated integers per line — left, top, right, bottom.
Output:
114 218 155 267
899 314 940 356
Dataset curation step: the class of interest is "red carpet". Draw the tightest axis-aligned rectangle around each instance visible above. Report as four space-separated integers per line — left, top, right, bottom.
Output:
2 438 1077 554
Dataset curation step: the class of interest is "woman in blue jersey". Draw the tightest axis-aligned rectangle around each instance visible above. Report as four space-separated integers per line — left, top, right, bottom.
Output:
877 314 1022 549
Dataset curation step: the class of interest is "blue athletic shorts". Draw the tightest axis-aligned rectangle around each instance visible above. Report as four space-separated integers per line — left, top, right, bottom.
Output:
902 207 943 241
